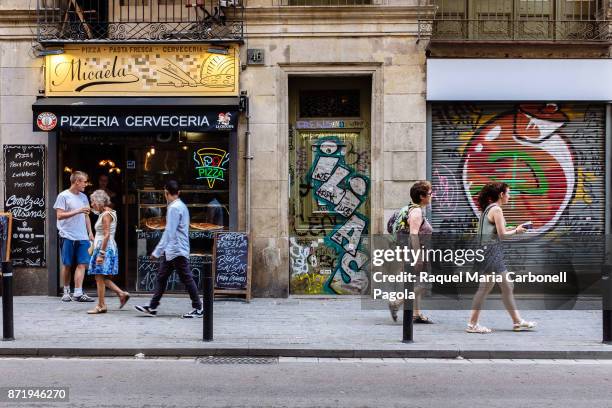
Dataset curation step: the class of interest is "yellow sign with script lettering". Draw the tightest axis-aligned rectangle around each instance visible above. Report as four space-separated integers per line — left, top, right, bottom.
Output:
45 44 239 96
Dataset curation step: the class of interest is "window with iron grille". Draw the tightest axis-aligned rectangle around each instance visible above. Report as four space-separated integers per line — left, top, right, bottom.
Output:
279 0 376 6
299 90 361 118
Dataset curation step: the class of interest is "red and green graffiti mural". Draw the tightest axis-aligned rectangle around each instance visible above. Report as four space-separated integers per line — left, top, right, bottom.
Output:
432 103 605 235
463 104 574 234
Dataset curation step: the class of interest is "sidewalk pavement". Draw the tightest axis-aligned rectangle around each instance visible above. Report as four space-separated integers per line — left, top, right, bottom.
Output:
0 296 611 359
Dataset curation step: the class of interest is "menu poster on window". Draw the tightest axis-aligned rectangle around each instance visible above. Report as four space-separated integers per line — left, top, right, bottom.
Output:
3 145 47 267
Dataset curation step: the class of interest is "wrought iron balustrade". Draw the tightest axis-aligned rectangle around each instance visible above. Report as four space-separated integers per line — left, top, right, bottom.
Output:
276 0 383 6
425 0 611 42
37 0 244 43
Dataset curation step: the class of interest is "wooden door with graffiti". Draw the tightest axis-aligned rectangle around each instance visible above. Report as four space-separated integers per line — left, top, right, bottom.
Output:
288 78 371 295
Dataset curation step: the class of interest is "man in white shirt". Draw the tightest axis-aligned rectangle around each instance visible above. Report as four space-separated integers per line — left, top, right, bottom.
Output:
135 180 203 318
53 171 95 302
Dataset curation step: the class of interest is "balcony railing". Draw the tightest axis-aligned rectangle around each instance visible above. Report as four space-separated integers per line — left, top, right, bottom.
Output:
37 0 244 43
276 0 381 5
425 0 612 42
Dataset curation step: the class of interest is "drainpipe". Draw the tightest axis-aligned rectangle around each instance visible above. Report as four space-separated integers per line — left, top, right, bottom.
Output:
242 92 252 234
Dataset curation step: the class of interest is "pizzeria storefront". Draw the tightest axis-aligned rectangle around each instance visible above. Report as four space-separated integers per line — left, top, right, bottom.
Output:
32 44 244 294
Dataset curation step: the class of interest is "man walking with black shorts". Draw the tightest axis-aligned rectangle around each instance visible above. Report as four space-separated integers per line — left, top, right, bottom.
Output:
134 180 203 318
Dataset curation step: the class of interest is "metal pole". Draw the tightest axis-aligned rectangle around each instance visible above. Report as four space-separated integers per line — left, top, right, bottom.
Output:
243 93 252 235
604 98 612 344
604 264 612 344
203 264 213 342
2 262 14 341
402 279 414 343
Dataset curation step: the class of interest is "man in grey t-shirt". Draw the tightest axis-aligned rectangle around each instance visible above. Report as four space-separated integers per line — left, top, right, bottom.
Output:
53 171 95 302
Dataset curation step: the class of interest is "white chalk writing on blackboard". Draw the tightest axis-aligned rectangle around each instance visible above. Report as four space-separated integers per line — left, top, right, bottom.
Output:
214 232 248 290
3 145 46 267
136 255 212 292
5 195 46 220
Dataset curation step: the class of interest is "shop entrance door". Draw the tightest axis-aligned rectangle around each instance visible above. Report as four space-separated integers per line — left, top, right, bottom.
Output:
288 77 372 295
59 131 234 293
58 135 126 290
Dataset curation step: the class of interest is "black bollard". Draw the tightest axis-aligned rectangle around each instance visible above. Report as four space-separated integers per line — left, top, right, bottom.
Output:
2 262 14 341
203 264 214 342
402 279 414 343
603 265 612 344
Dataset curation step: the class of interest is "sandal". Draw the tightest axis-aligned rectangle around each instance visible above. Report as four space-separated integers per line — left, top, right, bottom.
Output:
466 323 491 334
413 314 434 324
119 292 131 309
513 319 537 332
87 305 107 314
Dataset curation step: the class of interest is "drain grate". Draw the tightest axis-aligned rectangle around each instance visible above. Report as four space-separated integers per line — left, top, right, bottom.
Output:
196 356 279 365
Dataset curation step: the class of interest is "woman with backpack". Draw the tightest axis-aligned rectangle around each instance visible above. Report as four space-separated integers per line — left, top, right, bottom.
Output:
466 182 537 334
388 180 434 324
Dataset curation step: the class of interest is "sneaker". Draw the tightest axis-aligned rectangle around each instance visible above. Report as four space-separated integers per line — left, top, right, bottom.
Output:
182 308 203 318
513 319 537 332
72 293 95 302
134 305 157 316
61 293 72 302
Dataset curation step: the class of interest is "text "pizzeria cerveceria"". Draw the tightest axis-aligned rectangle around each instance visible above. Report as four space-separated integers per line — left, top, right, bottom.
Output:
60 115 212 127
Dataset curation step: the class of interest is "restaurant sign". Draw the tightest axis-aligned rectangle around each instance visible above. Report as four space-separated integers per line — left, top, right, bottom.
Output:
45 44 239 96
33 110 238 132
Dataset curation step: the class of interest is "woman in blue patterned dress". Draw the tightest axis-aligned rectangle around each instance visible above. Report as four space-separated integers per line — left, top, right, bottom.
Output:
87 190 129 314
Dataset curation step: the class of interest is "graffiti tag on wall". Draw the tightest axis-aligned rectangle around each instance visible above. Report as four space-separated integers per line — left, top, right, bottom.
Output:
290 136 370 295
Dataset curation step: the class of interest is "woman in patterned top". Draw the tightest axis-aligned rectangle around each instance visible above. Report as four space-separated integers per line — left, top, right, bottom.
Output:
87 190 130 314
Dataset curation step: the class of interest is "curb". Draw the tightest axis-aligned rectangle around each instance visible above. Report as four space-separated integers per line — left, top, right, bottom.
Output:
0 347 611 359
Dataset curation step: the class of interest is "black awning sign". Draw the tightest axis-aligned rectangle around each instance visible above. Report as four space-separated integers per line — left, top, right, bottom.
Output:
34 110 237 132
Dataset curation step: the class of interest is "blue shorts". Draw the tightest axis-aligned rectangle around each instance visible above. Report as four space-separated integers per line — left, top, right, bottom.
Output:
60 238 91 267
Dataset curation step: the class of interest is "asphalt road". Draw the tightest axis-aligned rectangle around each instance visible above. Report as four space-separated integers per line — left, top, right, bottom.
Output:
0 357 611 408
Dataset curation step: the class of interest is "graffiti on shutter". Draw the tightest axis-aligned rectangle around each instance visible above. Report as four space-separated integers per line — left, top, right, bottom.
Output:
430 103 605 236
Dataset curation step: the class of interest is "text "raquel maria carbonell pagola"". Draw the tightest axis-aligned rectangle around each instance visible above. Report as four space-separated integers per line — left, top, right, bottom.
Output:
371 246 567 301
372 272 568 301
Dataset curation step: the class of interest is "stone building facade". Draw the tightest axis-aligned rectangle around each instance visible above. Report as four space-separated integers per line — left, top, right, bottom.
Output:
0 0 433 297
2 1 608 298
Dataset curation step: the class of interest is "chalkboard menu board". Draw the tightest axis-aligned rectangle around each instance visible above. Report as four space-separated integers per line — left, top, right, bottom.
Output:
213 232 251 297
3 145 46 267
136 254 213 292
